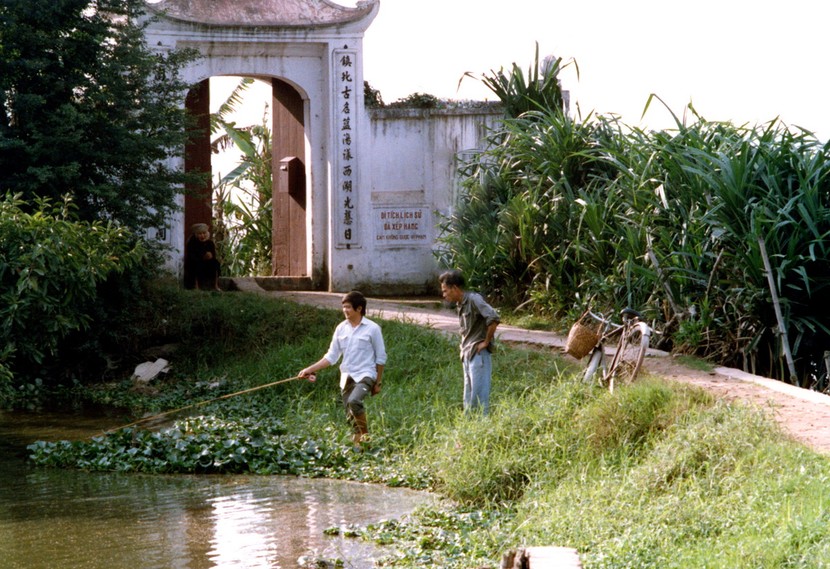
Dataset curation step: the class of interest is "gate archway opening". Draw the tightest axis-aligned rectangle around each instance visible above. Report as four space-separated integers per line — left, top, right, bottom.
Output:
183 76 309 282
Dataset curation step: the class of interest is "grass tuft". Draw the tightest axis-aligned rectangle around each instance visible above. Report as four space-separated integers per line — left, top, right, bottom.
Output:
29 288 830 568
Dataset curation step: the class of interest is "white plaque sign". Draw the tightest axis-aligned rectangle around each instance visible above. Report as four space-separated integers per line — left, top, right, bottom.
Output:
374 206 430 247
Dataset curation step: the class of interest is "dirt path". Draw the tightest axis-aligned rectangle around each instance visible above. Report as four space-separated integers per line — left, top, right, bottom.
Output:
648 355 830 454
234 280 830 455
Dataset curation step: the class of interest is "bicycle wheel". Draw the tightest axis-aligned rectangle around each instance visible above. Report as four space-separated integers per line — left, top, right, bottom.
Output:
605 322 650 390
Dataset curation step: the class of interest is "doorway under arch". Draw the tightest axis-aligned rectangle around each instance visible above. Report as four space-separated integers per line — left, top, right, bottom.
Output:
183 76 309 282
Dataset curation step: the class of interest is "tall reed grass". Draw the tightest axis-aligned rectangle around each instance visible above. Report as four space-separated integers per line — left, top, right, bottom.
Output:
439 63 830 387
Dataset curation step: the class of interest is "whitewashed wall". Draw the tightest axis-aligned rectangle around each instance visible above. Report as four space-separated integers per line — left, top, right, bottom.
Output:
340 106 502 295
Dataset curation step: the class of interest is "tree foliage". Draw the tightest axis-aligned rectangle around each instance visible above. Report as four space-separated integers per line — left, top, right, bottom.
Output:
0 0 199 231
0 194 146 393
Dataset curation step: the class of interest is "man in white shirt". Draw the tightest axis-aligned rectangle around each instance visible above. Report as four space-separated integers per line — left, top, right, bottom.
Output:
299 291 387 447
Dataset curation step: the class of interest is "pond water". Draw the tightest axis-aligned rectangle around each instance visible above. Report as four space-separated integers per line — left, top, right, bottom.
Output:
0 410 435 569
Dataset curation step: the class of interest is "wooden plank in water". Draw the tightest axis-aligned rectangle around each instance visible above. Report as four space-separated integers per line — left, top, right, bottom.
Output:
501 546 582 569
527 546 581 568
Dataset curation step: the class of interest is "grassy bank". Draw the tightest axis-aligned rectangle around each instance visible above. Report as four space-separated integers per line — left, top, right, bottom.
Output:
29 287 830 568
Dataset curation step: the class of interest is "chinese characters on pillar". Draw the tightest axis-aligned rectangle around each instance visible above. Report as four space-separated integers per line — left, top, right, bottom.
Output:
334 49 359 248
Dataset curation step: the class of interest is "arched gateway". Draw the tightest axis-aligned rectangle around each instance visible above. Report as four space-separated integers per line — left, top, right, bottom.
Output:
145 0 378 291
145 0 501 294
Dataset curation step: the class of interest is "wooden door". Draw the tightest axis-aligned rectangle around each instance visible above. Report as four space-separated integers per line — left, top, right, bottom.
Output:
271 79 307 276
183 79 212 241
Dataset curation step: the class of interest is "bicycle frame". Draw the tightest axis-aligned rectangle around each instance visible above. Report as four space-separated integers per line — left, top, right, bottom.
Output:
582 311 620 384
582 308 652 391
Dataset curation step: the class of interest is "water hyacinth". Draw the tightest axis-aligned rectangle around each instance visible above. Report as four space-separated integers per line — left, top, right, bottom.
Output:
27 416 351 476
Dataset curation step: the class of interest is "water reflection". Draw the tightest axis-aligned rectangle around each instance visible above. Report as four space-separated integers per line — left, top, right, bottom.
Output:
0 410 435 569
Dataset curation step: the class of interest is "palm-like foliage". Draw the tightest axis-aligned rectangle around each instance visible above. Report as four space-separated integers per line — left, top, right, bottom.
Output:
461 42 574 119
210 78 273 276
441 55 830 387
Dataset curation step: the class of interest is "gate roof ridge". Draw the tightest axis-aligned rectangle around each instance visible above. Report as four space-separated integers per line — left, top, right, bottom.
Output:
147 0 378 28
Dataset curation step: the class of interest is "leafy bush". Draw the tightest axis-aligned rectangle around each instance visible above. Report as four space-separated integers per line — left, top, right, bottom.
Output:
363 80 384 108
388 92 443 109
0 194 145 393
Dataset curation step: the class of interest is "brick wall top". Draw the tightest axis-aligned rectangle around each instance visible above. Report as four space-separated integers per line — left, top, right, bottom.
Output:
369 103 503 120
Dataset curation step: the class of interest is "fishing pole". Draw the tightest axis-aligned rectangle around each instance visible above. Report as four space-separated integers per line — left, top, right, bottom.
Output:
102 375 305 435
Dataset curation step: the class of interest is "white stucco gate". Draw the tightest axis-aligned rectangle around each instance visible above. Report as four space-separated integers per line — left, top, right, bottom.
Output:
145 0 501 294
145 0 381 291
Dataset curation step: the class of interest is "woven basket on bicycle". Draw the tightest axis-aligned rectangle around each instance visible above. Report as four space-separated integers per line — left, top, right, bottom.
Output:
564 311 600 359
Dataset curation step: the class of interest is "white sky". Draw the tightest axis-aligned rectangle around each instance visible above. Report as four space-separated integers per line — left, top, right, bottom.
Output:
352 0 830 140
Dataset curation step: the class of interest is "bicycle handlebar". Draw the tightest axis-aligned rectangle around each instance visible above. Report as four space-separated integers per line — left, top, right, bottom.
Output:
620 307 643 321
586 308 656 339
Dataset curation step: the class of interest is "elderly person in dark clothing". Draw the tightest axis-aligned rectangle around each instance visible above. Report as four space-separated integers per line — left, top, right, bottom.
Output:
183 223 221 291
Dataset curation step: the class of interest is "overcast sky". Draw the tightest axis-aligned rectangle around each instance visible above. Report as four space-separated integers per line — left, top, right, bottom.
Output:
356 0 829 140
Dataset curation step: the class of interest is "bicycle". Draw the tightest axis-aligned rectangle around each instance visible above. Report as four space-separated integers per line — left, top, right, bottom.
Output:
572 308 653 392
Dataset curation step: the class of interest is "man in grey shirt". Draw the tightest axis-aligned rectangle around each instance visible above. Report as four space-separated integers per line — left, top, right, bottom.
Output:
439 270 500 414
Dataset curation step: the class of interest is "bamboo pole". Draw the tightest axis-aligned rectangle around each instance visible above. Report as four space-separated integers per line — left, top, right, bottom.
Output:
757 237 797 383
101 375 304 435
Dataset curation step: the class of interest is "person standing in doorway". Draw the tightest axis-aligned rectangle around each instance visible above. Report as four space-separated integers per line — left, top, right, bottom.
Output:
298 291 386 448
183 222 221 291
439 269 500 414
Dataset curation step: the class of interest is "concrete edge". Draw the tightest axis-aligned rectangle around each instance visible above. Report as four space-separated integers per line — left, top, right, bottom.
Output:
713 367 830 406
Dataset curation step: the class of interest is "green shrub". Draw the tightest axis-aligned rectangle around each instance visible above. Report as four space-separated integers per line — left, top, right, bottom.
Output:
388 92 443 109
0 194 145 393
363 80 384 108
